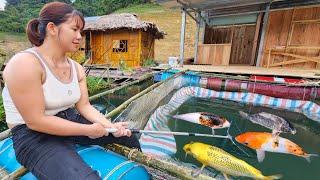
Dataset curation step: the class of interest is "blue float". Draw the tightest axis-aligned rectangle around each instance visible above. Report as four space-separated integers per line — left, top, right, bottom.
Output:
0 138 150 180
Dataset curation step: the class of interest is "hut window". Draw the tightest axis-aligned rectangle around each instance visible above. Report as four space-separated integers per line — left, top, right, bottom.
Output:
112 40 128 53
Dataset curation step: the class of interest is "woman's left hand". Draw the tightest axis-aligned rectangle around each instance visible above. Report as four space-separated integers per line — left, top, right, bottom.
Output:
110 122 132 137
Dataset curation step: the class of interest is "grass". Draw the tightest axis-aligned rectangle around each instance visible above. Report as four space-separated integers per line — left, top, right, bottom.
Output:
86 76 111 96
114 3 165 14
0 31 27 42
0 31 30 62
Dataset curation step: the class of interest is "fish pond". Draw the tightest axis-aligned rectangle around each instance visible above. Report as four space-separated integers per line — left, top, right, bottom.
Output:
91 78 319 180
171 97 320 180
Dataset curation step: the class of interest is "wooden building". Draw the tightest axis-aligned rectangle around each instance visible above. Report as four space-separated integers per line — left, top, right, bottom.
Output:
157 0 320 70
80 13 164 68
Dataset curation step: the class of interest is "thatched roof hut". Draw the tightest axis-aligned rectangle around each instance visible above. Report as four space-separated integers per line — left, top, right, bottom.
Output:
81 13 165 67
84 13 165 39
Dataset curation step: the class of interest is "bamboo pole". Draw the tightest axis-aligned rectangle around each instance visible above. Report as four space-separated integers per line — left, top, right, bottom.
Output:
104 144 215 180
1 167 27 180
89 72 154 101
105 70 186 118
0 129 11 141
0 168 9 178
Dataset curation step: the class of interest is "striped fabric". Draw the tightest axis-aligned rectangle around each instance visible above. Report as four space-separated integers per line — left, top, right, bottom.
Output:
140 86 320 157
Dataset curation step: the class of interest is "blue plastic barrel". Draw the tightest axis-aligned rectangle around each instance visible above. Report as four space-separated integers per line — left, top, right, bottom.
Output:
160 70 200 86
0 138 150 180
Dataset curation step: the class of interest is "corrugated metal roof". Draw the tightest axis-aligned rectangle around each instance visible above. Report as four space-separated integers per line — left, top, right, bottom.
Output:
156 0 320 11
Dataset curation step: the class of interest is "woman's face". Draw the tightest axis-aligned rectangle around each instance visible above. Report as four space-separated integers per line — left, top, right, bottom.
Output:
56 16 83 52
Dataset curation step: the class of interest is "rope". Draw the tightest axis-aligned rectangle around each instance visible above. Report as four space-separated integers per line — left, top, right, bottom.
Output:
103 160 133 180
128 148 138 160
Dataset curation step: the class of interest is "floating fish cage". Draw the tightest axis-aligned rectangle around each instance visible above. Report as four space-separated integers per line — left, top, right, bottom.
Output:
114 69 320 180
0 69 319 179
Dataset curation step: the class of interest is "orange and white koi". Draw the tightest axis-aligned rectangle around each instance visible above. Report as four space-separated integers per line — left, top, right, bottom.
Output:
173 112 230 129
235 132 318 163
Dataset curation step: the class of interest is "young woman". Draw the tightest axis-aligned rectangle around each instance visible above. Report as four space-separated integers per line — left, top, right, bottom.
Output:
2 2 140 179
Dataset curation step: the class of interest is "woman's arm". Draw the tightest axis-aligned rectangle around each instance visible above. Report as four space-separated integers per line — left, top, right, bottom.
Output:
74 63 130 137
74 62 112 127
4 53 106 138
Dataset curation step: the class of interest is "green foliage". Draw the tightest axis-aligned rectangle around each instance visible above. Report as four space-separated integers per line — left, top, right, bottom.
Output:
0 0 149 33
0 96 5 122
86 76 110 95
119 59 133 72
142 58 157 67
0 0 71 33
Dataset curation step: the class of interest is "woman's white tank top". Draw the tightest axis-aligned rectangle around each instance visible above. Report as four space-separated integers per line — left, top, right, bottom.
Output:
2 48 81 125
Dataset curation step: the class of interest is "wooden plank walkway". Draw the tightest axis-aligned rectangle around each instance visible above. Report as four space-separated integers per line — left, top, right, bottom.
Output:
174 65 320 79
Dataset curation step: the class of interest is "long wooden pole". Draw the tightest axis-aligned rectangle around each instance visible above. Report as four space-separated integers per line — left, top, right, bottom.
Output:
104 143 215 180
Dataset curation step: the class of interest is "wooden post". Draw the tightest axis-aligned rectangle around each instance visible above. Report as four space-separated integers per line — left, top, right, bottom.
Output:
251 12 263 66
256 3 271 67
200 11 206 44
194 11 201 64
179 8 186 66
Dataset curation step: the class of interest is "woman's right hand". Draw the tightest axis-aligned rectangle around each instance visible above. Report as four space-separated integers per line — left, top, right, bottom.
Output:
86 123 107 139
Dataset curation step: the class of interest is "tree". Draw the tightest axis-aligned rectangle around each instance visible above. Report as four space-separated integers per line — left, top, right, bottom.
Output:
0 0 72 33
0 0 147 33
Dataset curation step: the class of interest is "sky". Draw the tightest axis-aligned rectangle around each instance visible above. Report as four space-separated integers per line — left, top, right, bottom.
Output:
0 0 5 11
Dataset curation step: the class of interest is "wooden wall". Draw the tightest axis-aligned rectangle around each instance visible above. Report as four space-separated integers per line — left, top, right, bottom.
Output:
204 24 257 65
90 30 140 67
261 6 320 68
197 44 231 65
140 31 155 64
88 30 157 67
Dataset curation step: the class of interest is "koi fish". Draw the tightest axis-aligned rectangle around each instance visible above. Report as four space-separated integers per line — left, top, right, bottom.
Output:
235 132 318 163
173 112 230 129
183 142 281 180
239 111 296 135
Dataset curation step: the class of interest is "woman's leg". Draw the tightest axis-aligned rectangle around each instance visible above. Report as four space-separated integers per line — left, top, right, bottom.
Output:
11 125 101 180
58 108 141 150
